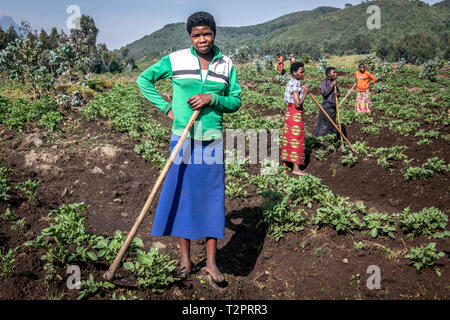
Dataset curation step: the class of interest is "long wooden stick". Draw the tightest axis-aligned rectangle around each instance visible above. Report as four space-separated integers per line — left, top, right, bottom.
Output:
334 85 344 146
338 83 356 108
103 109 201 281
308 93 358 154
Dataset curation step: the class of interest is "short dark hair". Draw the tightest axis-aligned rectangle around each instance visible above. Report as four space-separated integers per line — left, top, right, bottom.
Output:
290 62 304 75
325 67 336 77
186 12 216 36
359 63 365 68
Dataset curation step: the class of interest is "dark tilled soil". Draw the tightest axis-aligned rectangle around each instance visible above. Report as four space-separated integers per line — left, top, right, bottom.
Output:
0 93 449 300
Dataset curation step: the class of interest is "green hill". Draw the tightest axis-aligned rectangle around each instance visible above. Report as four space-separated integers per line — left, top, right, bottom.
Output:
434 0 450 9
124 6 338 59
124 0 449 60
256 0 449 57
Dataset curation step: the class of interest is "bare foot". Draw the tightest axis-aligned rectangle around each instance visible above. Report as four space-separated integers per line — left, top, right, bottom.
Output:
176 260 192 279
292 170 307 176
205 263 225 283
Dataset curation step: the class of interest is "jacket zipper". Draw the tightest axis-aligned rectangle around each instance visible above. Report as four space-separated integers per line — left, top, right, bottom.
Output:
197 56 214 93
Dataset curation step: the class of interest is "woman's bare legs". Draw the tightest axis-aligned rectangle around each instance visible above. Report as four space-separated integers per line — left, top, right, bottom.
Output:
292 163 307 176
178 238 191 278
205 237 224 282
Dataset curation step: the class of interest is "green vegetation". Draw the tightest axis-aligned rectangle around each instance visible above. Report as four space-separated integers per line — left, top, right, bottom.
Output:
370 146 408 170
24 203 99 281
0 6 448 297
312 203 361 234
404 157 449 180
0 96 62 132
1 207 16 221
405 242 445 275
0 246 21 279
259 190 307 241
225 181 249 199
0 16 136 100
125 6 338 59
0 166 11 201
123 248 176 292
399 207 448 239
15 179 43 202
94 231 144 264
77 274 115 300
362 213 396 239
126 0 449 62
10 217 27 234
82 82 169 169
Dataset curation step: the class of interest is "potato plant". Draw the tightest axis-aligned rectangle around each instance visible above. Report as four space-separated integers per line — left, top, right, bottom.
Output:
399 207 448 239
405 243 445 276
123 248 176 292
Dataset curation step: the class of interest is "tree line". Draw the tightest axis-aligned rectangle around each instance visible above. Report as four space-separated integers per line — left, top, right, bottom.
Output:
0 15 137 100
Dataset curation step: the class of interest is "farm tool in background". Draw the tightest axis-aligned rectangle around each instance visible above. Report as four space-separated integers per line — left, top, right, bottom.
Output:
103 109 200 285
338 83 356 109
308 93 358 154
334 85 344 149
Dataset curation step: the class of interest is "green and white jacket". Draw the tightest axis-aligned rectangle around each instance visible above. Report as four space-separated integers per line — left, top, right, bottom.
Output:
136 45 242 141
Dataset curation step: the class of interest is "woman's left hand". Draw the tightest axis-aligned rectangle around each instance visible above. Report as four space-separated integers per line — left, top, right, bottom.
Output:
187 94 212 110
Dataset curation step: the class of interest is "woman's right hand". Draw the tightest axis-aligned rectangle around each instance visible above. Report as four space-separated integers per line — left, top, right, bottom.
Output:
167 108 174 120
302 84 310 94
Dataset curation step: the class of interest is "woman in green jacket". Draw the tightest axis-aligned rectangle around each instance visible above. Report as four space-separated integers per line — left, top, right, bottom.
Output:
136 11 242 282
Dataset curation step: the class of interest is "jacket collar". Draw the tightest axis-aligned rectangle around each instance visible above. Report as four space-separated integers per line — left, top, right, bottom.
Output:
190 44 222 61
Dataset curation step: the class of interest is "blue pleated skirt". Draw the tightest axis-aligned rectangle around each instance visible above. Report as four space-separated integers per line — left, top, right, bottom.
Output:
151 132 225 239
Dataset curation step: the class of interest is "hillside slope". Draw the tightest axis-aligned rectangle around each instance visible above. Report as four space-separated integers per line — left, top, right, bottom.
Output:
256 0 449 55
125 0 449 59
125 6 338 59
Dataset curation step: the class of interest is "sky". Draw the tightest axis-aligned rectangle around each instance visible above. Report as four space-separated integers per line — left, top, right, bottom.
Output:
0 0 443 50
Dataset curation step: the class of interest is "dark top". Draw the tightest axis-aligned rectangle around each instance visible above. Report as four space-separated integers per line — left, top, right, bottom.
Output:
321 78 341 107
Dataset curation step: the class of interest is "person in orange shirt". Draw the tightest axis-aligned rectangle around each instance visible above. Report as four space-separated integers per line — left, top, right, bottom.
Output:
355 63 377 113
277 54 284 75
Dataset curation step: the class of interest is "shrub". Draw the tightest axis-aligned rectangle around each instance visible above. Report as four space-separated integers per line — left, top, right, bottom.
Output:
370 146 407 169
341 152 358 167
405 243 445 275
94 231 144 264
24 203 99 281
404 167 434 180
123 248 176 292
419 58 438 82
404 157 449 180
0 96 62 132
399 207 448 239
362 213 396 239
259 191 306 241
301 53 311 64
312 204 361 234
